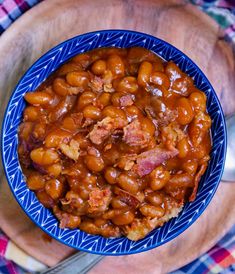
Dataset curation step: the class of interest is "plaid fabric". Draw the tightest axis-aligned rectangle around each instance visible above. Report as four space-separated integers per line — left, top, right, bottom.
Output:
0 233 24 274
171 225 235 274
0 0 41 34
0 0 234 273
190 0 235 42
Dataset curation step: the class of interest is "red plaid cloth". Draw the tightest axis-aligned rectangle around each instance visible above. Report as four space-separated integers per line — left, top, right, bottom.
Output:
0 0 42 34
0 233 25 274
0 1 234 273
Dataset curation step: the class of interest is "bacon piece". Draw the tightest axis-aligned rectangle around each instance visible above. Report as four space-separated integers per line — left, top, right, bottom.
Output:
161 122 185 150
158 109 177 127
89 76 103 93
117 154 137 170
59 139 80 161
136 147 178 177
82 118 94 128
53 205 81 229
88 187 112 213
189 163 208 202
89 117 127 145
120 94 134 107
103 83 114 93
70 113 83 127
123 119 150 147
114 187 140 208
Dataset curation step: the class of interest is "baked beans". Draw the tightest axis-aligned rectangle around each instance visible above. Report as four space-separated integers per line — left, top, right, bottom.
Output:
18 47 211 241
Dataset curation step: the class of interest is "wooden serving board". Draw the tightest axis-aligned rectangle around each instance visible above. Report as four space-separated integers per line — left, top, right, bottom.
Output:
0 0 235 272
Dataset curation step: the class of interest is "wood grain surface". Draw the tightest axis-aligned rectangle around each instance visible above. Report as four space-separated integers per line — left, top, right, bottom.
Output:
0 0 234 272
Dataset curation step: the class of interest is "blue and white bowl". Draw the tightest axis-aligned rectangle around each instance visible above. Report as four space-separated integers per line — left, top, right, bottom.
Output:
1 30 226 255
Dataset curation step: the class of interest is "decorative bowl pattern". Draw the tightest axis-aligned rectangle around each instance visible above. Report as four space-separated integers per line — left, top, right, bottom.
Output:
1 30 226 255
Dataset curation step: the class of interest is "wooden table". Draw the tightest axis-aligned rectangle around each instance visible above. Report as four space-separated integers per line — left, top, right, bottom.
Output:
0 0 234 272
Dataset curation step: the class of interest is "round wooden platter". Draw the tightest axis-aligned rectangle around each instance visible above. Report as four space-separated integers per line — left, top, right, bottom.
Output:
0 0 235 272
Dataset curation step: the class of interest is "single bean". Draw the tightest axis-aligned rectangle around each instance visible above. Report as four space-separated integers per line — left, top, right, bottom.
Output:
169 173 194 188
125 105 141 118
139 117 155 136
112 210 134 225
79 187 90 200
116 76 138 93
45 129 71 148
94 218 108 227
176 97 194 125
79 221 99 234
97 92 111 107
150 72 170 89
111 197 128 209
137 61 152 87
46 163 62 177
45 179 64 200
61 214 81 229
30 147 59 165
104 167 118 184
140 204 165 218
91 59 107 75
117 173 139 194
84 155 105 172
53 78 84 96
189 91 206 112
83 104 101 120
27 173 45 190
49 95 75 122
150 166 170 191
66 71 89 88
61 116 78 132
165 61 183 81
146 191 164 206
107 54 125 77
58 62 82 76
177 137 190 158
172 75 193 96
24 92 52 105
182 160 198 175
102 105 126 120
72 53 91 68
77 91 96 110
23 106 40 121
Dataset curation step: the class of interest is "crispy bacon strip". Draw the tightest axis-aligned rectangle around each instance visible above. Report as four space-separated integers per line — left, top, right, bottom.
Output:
114 187 140 209
123 119 150 147
89 117 127 145
189 163 208 202
136 147 178 177
88 187 112 213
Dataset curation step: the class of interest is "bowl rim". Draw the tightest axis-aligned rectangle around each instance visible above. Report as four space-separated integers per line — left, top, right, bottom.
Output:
1 29 227 255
